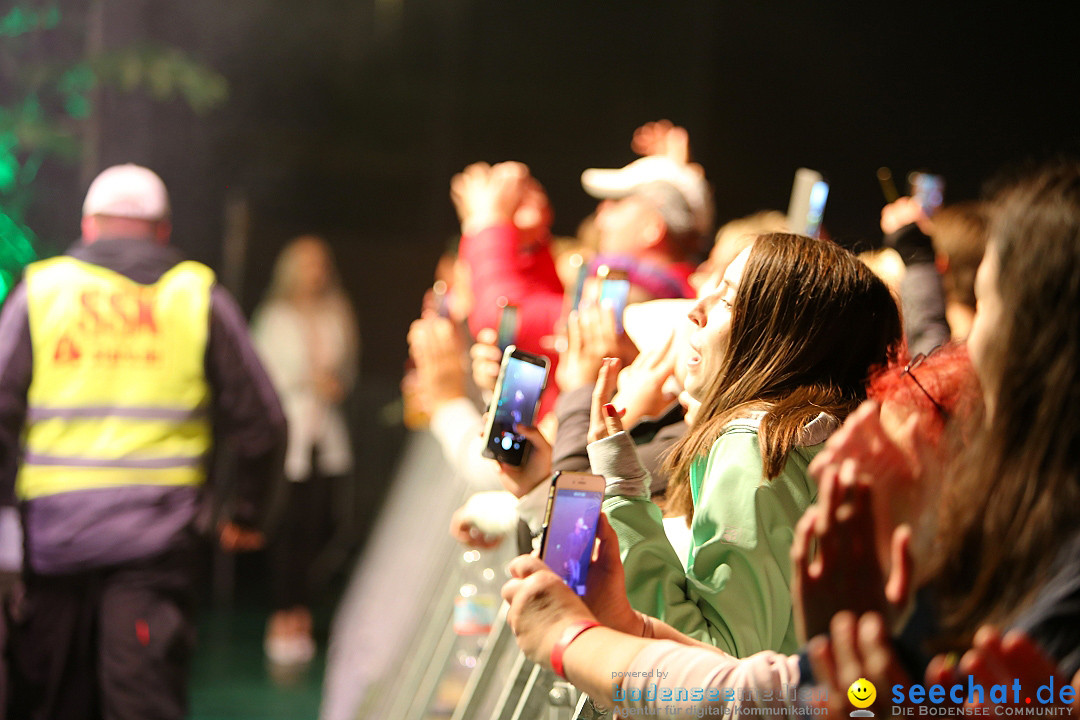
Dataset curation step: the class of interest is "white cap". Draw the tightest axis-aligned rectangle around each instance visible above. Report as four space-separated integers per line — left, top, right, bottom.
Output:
581 155 714 236
623 298 695 356
82 164 170 221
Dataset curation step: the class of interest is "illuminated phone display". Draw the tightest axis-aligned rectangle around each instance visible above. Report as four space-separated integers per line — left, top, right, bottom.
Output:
482 347 549 466
540 481 604 596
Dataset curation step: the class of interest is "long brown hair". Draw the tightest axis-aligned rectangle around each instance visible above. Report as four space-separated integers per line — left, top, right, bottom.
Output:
665 233 902 519
930 162 1080 644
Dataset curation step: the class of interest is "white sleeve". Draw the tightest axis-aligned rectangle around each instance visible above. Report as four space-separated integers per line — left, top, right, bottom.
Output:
428 397 503 492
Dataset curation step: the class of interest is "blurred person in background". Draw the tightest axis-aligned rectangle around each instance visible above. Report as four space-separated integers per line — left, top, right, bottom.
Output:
690 210 788 292
252 235 360 666
582 120 713 300
930 202 987 340
0 164 285 720
451 161 564 395
797 162 1080 716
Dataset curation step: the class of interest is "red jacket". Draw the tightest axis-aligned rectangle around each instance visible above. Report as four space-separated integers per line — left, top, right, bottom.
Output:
459 222 564 415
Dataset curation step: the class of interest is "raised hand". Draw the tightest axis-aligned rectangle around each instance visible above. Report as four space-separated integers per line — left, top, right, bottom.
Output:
470 327 504 394
881 195 933 236
555 304 622 393
450 161 530 236
407 314 467 411
611 328 678 428
588 357 624 444
807 611 915 717
631 119 691 165
791 460 901 643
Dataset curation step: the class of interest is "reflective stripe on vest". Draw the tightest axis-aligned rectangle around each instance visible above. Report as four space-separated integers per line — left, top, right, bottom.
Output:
17 256 215 500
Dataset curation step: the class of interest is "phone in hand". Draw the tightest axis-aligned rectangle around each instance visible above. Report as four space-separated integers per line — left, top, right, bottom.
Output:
481 345 549 466
909 172 945 216
786 167 830 238
597 265 631 333
495 297 519 352
432 279 451 319
538 471 606 596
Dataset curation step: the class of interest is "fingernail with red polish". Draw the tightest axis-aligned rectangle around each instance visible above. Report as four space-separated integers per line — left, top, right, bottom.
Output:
603 403 617 418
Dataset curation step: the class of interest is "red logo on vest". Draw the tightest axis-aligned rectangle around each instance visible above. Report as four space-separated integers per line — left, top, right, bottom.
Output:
54 335 81 363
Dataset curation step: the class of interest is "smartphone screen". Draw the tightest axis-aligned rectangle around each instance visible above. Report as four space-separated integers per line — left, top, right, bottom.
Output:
804 180 829 239
910 172 944 216
570 260 589 312
539 473 605 596
482 347 549 466
496 299 519 352
599 269 631 333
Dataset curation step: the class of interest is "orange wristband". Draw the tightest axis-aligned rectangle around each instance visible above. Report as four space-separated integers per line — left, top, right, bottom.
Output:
550 620 601 680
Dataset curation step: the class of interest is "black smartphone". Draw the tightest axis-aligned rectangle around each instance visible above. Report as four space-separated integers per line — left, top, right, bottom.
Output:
538 471 606 596
495 297 519 352
597 266 631 333
481 345 549 466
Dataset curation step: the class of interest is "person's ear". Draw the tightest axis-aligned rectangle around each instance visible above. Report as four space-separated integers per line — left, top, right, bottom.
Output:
81 216 99 244
154 219 173 245
641 215 665 249
885 524 913 607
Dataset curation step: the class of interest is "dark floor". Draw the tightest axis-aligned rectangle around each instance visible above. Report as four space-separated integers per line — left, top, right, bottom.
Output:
190 605 327 720
188 551 337 720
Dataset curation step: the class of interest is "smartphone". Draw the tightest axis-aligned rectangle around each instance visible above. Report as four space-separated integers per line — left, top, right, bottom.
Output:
786 168 829 238
570 256 589 313
877 167 900 203
538 471 606 596
495 297 519 352
432 279 451 319
481 346 549 466
909 172 945 216
597 265 631 333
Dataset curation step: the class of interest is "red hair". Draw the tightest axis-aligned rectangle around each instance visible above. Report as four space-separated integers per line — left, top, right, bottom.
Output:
867 342 978 445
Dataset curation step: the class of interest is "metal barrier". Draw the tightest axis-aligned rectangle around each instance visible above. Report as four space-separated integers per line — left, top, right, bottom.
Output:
449 599 613 720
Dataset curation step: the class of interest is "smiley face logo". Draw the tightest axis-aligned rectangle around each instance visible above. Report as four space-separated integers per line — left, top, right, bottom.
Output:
848 677 877 709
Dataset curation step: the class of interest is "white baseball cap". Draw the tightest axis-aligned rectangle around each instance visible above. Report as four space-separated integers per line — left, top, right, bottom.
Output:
82 164 170 221
581 155 714 236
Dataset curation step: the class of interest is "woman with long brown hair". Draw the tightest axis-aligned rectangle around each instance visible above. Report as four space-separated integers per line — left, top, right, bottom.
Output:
925 162 1080 667
587 232 902 657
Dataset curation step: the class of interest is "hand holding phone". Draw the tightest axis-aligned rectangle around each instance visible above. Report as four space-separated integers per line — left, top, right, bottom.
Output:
481 346 549 466
538 472 606 596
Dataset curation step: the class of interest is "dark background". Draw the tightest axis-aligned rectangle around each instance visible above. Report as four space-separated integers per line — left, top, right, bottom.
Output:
23 0 1080 400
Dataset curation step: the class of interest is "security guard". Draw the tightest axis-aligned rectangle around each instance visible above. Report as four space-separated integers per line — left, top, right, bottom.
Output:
0 165 287 719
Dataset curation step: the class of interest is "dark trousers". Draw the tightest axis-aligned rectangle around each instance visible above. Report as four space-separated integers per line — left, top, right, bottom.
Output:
6 546 196 720
269 466 338 611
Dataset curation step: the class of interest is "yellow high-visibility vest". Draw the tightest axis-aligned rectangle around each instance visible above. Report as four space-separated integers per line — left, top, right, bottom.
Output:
17 255 215 500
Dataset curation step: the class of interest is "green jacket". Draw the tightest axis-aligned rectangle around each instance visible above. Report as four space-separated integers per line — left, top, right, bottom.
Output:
588 415 832 657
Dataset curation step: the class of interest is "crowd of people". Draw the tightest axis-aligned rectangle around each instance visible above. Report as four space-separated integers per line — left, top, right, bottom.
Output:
1 116 1079 720
401 121 1080 717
